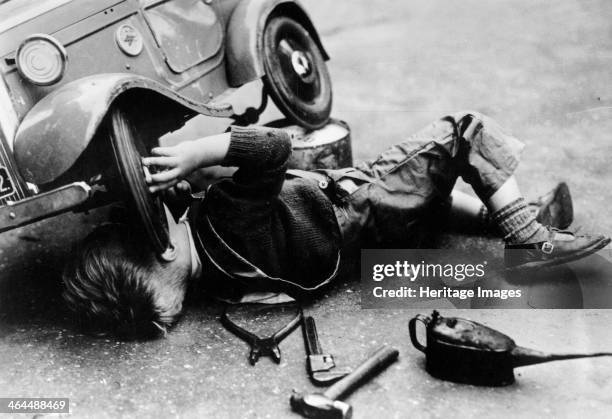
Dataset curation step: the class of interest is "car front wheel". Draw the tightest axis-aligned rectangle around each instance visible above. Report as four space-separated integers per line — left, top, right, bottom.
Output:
108 106 175 261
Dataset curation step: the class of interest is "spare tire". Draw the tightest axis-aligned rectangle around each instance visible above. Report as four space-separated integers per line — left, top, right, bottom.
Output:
262 15 332 130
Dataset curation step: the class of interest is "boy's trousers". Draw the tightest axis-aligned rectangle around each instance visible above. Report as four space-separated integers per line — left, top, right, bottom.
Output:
324 111 525 248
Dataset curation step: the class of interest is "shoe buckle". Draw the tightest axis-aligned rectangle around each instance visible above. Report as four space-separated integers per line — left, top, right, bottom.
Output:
542 241 554 254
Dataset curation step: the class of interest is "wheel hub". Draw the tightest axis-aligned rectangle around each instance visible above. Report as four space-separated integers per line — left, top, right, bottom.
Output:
291 50 313 81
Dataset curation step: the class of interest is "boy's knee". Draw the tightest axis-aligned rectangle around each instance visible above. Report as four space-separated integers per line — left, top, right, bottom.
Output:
450 110 510 146
452 110 488 124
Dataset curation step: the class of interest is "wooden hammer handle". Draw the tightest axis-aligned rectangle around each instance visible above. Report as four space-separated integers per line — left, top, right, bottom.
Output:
324 346 399 401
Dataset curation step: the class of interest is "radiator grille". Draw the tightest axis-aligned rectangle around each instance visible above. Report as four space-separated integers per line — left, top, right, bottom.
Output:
0 129 28 205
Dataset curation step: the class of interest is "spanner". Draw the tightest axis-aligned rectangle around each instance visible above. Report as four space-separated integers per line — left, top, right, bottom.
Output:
302 316 351 386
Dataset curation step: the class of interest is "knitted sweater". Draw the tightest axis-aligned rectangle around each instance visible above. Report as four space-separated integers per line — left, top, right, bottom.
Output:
190 126 342 292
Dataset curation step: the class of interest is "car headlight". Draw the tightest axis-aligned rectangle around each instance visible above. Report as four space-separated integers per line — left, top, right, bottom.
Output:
16 34 67 86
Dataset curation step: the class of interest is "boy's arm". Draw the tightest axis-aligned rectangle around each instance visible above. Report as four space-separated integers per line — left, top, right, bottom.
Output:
143 126 291 194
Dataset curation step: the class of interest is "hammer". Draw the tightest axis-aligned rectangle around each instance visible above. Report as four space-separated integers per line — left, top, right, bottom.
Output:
290 345 399 419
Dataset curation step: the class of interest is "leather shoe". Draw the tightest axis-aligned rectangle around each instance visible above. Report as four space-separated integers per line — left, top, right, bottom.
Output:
505 228 610 270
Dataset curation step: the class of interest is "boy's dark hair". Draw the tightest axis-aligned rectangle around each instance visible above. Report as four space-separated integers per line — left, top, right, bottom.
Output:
62 223 186 340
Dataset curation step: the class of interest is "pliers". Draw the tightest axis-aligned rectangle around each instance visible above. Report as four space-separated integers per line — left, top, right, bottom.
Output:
220 304 303 365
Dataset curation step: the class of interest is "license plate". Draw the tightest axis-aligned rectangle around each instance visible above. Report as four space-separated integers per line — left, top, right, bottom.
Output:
0 166 15 199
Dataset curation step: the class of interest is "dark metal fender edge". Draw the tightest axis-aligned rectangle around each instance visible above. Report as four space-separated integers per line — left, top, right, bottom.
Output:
225 0 329 87
14 73 233 185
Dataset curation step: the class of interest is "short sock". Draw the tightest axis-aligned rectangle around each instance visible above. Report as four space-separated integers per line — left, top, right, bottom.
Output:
491 198 548 244
480 203 538 233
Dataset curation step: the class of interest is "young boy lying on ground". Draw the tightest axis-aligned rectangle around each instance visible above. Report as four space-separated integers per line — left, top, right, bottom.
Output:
62 111 610 338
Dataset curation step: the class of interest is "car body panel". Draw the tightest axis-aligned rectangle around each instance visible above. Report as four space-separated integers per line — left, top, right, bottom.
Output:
14 73 233 185
142 0 223 74
0 0 122 57
1 0 228 122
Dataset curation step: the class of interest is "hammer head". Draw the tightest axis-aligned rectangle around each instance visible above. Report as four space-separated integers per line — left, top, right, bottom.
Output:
290 391 352 419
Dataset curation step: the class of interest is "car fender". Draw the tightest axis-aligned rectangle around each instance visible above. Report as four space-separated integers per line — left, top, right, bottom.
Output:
225 0 329 87
14 73 233 185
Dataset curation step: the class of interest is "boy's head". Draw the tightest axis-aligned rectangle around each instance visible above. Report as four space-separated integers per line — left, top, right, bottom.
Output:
62 214 194 340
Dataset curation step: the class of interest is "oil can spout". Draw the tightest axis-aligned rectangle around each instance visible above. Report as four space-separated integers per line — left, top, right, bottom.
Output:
511 346 612 367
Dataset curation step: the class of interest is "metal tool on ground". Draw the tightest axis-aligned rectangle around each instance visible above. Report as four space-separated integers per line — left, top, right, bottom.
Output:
221 304 302 365
409 310 612 386
302 316 352 386
291 345 399 419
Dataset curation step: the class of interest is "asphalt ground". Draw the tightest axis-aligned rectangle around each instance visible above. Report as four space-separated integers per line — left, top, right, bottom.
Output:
1 0 612 418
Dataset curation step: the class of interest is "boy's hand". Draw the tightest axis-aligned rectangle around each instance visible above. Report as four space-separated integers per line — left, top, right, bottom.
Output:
142 132 230 193
142 143 200 193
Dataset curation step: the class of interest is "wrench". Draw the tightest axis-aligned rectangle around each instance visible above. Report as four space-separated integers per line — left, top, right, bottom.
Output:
302 316 352 386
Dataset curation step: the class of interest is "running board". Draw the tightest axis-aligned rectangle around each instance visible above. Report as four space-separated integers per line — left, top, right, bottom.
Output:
0 182 91 233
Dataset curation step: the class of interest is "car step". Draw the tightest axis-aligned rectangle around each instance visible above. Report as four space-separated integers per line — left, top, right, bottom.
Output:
0 182 91 233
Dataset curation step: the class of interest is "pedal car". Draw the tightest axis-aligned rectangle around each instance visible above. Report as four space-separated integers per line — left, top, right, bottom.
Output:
0 0 350 259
